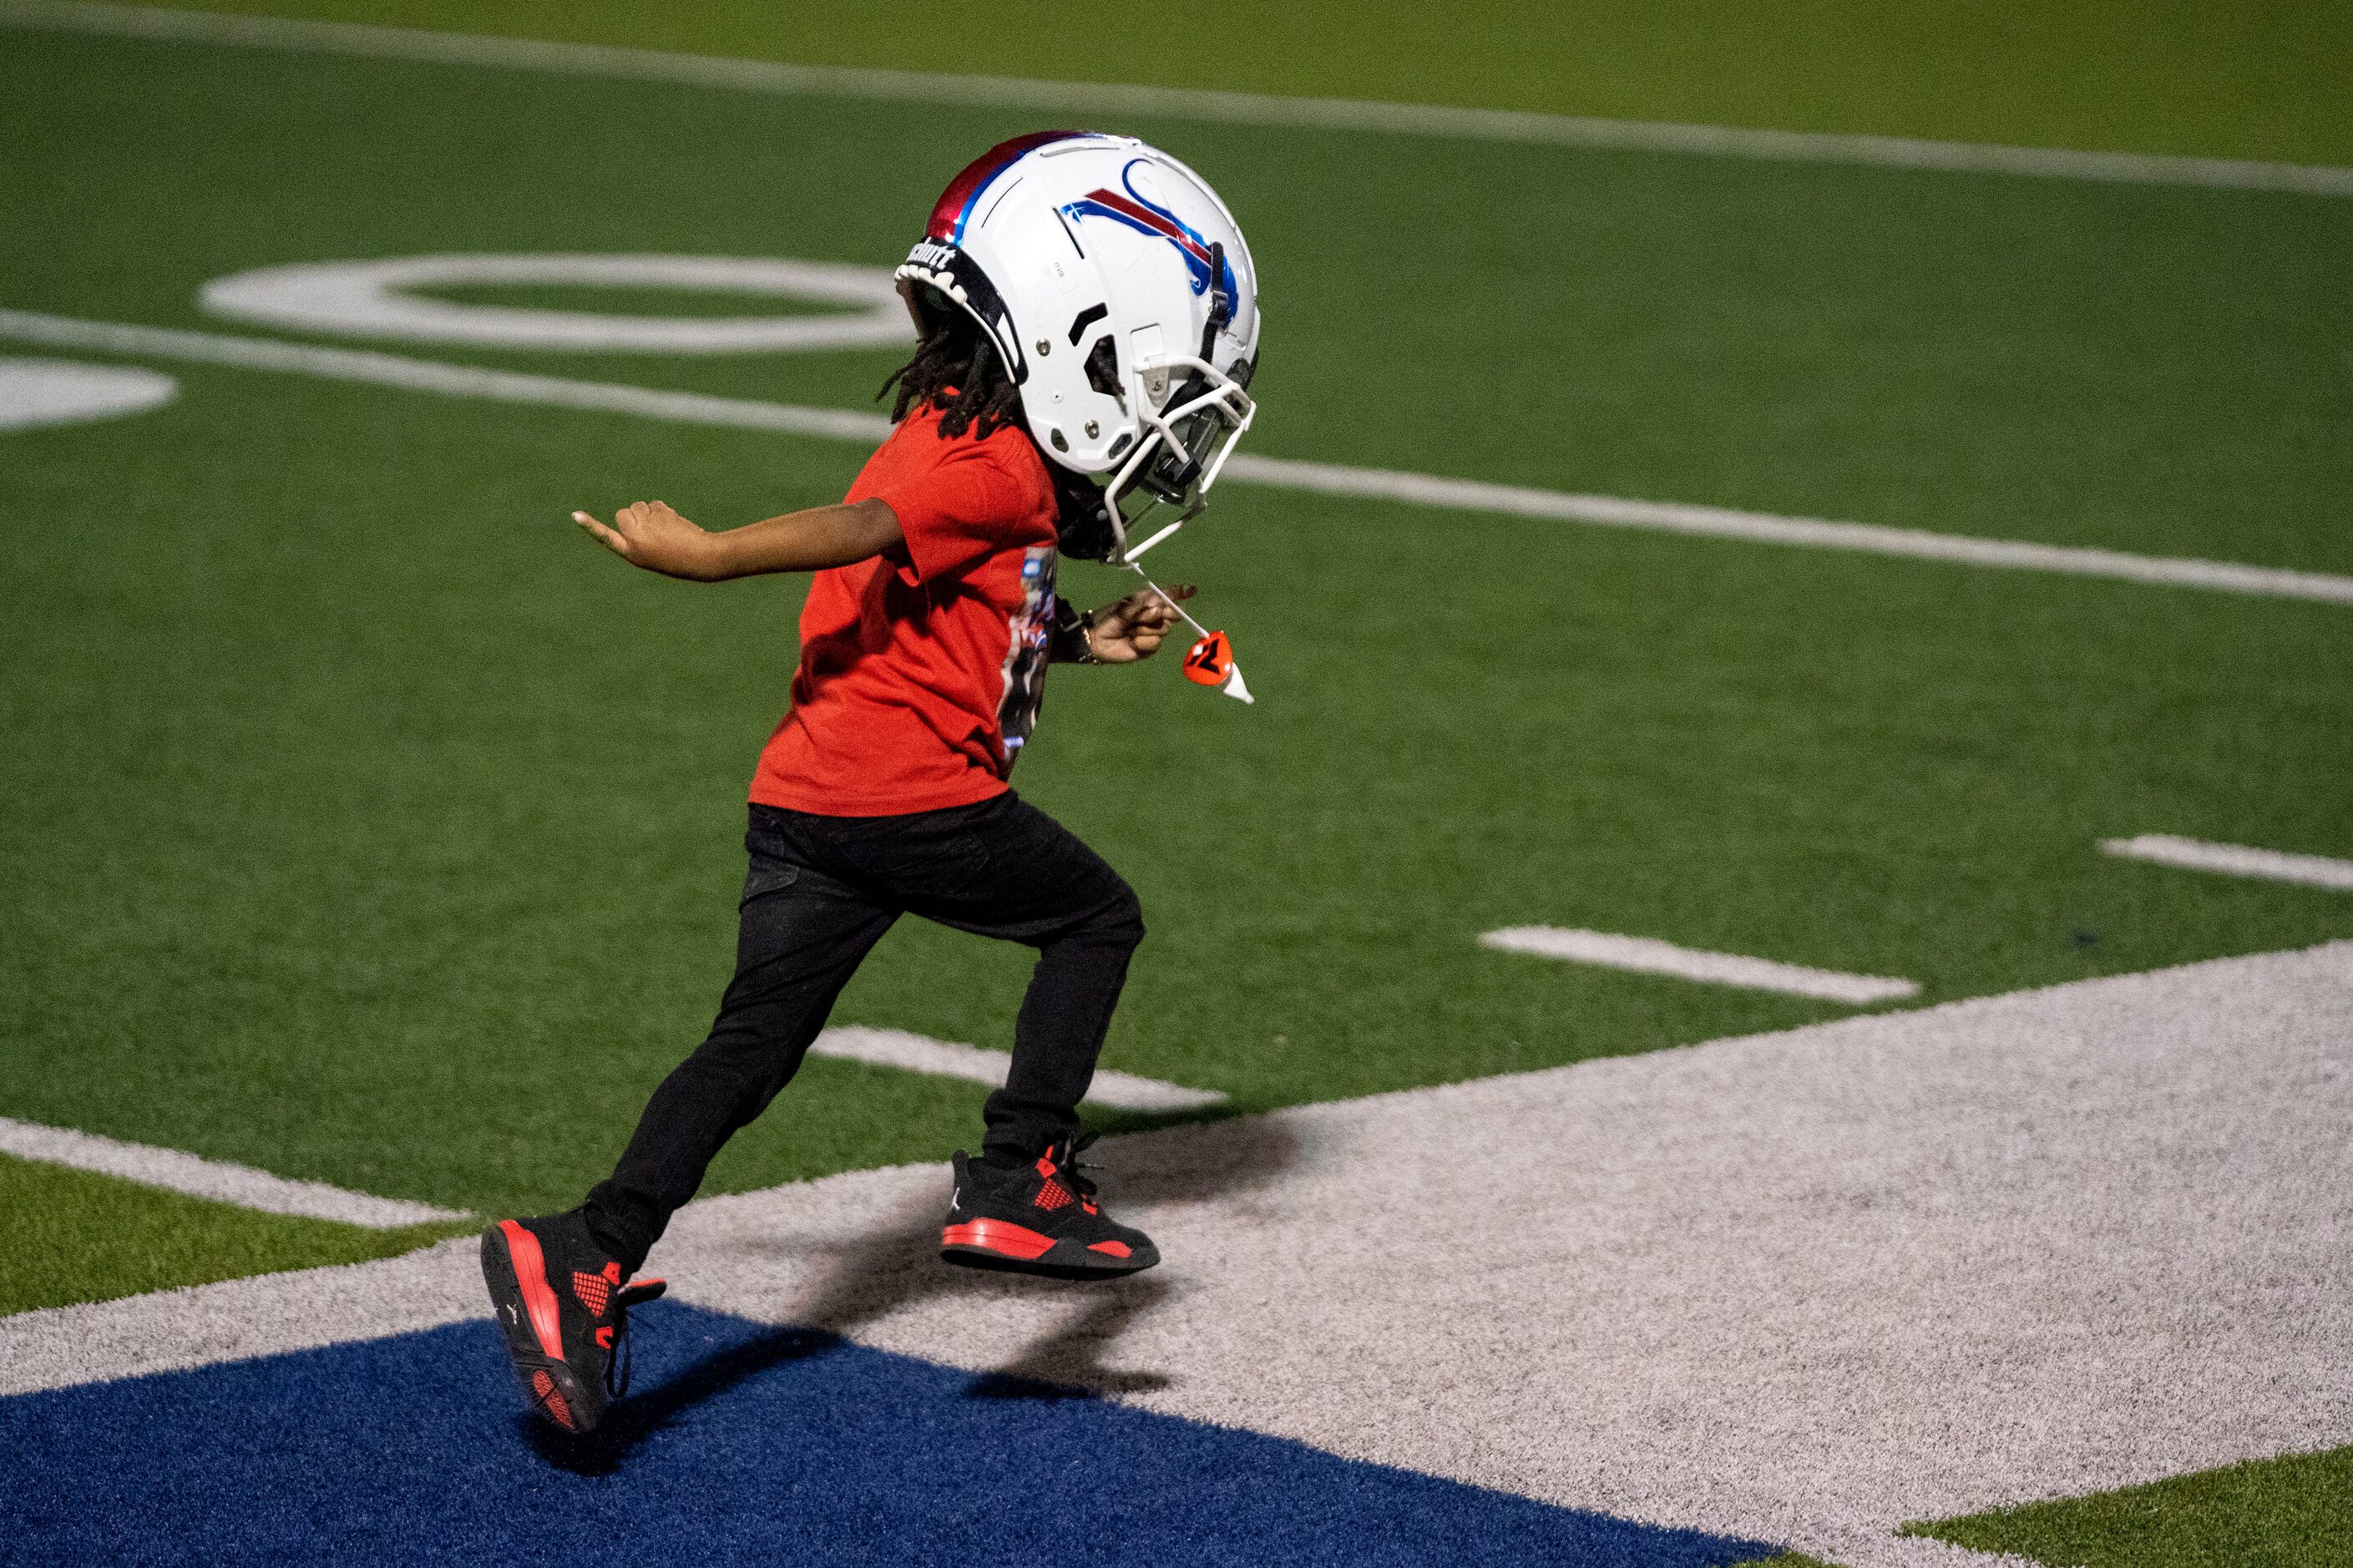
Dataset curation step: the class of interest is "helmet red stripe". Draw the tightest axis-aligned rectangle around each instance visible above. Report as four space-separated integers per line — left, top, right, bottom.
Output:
926 130 1084 240
1075 186 1212 265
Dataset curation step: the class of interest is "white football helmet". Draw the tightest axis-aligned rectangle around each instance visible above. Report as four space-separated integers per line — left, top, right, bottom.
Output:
895 131 1259 560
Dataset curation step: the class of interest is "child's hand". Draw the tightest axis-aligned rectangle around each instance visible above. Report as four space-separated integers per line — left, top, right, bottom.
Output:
1085 584 1196 662
572 501 719 580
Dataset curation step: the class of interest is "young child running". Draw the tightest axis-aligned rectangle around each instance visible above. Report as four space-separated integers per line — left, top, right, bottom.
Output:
482 131 1261 1435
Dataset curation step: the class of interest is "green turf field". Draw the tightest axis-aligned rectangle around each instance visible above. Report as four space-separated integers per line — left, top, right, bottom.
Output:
3 5 2350 1287
1740 1439 2353 1568
139 0 2353 166
1908 1444 2353 1566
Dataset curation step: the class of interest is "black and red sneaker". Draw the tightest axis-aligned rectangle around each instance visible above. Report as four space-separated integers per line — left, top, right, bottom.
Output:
479 1211 665 1434
940 1130 1158 1278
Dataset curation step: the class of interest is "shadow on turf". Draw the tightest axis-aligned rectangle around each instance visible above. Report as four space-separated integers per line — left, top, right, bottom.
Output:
524 1115 1303 1472
519 1319 838 1475
786 1112 1303 1396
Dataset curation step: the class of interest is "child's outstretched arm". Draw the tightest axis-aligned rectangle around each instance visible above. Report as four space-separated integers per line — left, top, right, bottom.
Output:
570 498 902 582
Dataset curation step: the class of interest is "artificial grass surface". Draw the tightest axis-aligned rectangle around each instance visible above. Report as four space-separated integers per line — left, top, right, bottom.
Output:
1907 1445 2353 1566
130 0 2353 167
0 1154 463 1316
2 29 2350 1281
16 30 2353 575
1 17 2340 1566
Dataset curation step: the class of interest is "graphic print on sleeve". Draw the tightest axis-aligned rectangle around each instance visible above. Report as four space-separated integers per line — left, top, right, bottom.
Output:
998 545 1057 761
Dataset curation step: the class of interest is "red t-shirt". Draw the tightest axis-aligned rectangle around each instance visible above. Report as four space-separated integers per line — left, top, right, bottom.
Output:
750 402 1062 816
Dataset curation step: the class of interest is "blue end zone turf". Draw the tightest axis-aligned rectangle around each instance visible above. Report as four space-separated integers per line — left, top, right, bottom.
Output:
0 1301 1775 1565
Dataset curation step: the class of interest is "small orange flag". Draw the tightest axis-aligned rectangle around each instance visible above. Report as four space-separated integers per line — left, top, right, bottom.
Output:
1182 630 1253 703
1182 630 1234 686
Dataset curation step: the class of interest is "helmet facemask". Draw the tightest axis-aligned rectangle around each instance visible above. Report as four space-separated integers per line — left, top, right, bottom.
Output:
1089 242 1255 564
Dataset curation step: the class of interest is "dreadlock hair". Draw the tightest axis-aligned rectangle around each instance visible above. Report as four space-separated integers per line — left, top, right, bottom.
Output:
877 285 1025 441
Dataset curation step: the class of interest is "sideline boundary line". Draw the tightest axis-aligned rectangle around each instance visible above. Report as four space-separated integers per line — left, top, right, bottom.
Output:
812 1026 1227 1113
0 1115 468 1228
8 307 2351 609
2101 834 2353 893
3 0 2350 199
1480 926 1920 1004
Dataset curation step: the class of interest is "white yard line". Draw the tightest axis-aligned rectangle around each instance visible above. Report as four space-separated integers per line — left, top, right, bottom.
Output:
2101 833 2353 893
1480 926 1921 1004
1224 453 2353 607
0 355 176 429
8 309 2353 610
0 310 893 443
0 1115 466 1228
4 0 2350 199
812 1025 1226 1113
6 941 2346 1568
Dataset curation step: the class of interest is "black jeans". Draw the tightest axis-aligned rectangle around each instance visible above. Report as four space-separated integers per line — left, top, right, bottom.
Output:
581 792 1144 1272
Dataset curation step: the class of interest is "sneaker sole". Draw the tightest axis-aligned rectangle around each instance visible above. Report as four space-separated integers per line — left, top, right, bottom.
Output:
940 1218 1159 1279
478 1224 606 1434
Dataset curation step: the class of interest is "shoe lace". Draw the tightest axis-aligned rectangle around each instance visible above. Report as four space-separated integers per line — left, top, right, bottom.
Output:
1048 1130 1102 1199
605 1278 666 1400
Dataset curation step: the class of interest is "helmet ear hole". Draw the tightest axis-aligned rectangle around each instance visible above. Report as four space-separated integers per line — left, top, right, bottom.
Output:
899 279 959 340
1082 336 1126 411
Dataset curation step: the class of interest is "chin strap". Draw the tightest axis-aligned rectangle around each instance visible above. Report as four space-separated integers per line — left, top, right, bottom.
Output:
1200 241 1232 361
